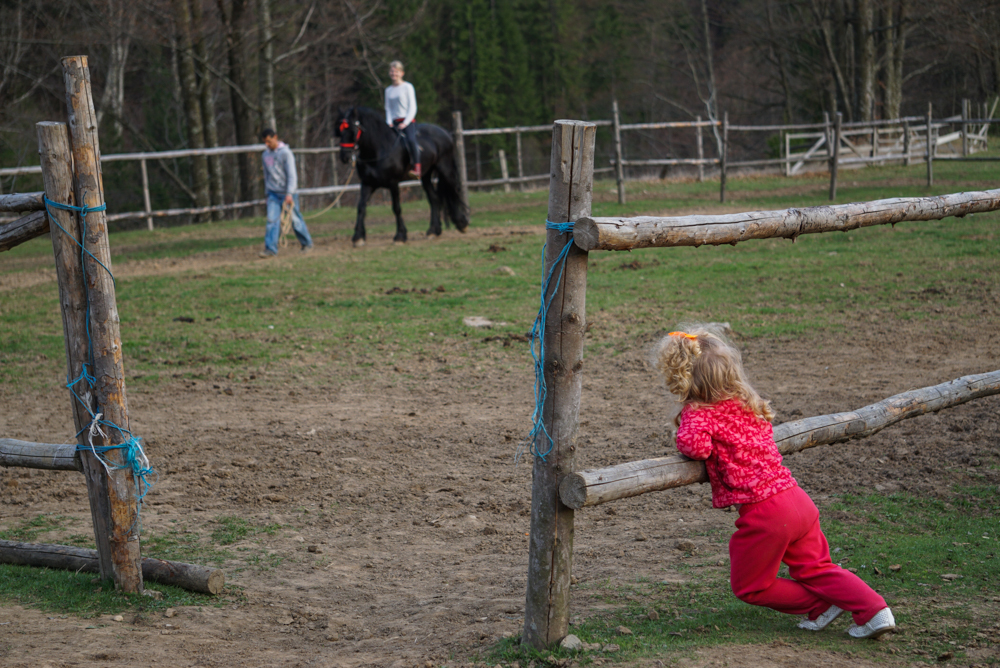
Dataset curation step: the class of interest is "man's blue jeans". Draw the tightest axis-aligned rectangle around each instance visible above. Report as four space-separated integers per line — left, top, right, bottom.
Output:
264 191 312 254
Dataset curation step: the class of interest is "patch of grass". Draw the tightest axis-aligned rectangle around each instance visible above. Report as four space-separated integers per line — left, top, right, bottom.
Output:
210 516 282 545
483 486 1000 665
0 514 73 543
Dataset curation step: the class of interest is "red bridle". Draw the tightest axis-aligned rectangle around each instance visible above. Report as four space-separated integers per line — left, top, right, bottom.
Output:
339 119 361 149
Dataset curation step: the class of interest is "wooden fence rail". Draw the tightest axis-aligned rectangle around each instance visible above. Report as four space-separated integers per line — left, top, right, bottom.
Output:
0 438 80 471
559 370 1000 510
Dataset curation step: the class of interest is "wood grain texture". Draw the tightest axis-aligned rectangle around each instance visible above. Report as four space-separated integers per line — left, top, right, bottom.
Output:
560 369 1000 509
572 188 1000 252
0 192 45 213
522 121 595 650
0 438 81 471
63 55 143 594
0 541 224 595
0 211 48 252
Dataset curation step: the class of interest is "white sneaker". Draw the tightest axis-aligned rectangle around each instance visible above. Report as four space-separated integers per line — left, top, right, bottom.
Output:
797 604 843 631
847 607 896 639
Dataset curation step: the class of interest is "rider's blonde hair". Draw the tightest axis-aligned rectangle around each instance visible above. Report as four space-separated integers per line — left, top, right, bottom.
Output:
389 60 404 72
652 325 774 425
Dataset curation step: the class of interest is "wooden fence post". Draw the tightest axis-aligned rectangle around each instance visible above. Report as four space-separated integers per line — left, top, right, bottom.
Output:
499 148 511 193
927 103 934 187
515 130 525 191
829 112 842 201
903 119 911 167
139 159 153 231
329 139 340 207
453 111 469 207
720 112 729 203
783 131 790 177
37 121 118 581
695 115 704 182
962 98 969 157
612 100 625 205
522 120 595 650
62 55 144 594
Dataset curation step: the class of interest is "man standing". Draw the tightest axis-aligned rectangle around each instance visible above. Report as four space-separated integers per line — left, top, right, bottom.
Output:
260 128 313 257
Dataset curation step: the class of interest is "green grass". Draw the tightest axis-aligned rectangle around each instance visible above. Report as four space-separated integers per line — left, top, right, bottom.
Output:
210 515 282 545
484 486 1000 666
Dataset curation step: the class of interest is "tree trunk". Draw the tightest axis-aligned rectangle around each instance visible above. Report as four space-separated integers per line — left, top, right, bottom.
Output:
883 0 907 120
857 0 875 121
218 0 257 203
190 0 225 218
258 0 276 131
812 0 853 122
96 24 131 140
173 0 211 212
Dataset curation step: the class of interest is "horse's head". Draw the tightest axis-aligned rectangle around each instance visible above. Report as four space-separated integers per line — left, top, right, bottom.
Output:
335 108 361 164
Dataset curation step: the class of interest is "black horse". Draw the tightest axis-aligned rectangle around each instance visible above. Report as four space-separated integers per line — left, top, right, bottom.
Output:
334 106 469 246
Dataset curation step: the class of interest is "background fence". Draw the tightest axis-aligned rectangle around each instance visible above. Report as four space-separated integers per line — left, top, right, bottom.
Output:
1 98 995 229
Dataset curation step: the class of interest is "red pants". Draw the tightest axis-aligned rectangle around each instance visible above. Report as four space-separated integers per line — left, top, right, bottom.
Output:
729 486 886 625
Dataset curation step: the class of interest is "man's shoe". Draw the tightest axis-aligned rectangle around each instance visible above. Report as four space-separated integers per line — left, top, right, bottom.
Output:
797 604 843 631
258 250 276 258
300 245 314 254
847 608 896 639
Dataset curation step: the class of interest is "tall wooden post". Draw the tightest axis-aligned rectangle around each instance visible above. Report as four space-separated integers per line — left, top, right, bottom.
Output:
37 121 119 582
523 120 595 650
927 103 934 187
720 112 729 203
62 55 143 594
696 116 705 182
452 111 469 208
783 131 790 177
140 159 153 231
329 139 340 207
829 112 842 201
612 100 625 204
903 119 911 167
961 98 969 157
499 148 511 193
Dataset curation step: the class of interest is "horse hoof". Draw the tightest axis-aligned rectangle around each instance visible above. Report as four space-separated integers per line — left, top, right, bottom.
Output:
352 239 366 248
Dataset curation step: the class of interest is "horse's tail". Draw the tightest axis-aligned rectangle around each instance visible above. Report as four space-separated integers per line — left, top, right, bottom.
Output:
435 152 470 232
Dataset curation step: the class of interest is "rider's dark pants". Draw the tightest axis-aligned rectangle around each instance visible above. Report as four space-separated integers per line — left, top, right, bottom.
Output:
393 118 421 169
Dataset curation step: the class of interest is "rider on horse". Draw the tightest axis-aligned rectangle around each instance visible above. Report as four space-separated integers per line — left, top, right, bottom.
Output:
385 60 420 179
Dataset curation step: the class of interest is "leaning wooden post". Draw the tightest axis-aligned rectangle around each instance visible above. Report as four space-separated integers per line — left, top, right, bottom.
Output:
720 112 729 203
696 115 705 182
63 55 143 594
37 121 117 581
961 98 969 158
612 99 626 204
927 103 934 188
452 111 469 208
523 120 595 650
515 129 524 191
499 148 511 193
139 159 153 231
830 112 842 201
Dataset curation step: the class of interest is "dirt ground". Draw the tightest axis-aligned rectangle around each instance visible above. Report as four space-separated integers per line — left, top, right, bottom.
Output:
1 223 999 668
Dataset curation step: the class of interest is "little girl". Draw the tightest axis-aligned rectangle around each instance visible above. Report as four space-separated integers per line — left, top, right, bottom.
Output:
653 327 895 639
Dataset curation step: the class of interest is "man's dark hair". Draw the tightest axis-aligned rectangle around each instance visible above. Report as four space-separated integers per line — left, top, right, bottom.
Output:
261 128 276 140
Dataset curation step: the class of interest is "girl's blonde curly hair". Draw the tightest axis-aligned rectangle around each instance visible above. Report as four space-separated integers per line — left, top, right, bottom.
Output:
652 325 774 425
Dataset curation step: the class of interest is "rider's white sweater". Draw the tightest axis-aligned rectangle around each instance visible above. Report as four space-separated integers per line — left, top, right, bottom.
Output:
384 82 417 126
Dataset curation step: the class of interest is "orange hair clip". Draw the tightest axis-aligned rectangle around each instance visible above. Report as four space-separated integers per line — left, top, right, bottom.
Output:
668 331 698 341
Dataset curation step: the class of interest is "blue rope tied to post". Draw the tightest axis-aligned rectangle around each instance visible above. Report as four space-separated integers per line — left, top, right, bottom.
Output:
517 221 576 464
43 196 156 525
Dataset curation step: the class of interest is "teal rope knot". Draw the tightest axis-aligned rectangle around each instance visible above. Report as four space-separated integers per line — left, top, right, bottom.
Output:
518 221 575 464
43 195 156 527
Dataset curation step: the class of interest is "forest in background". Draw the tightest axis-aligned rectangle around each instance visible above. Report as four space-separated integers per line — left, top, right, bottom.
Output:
1 0 998 219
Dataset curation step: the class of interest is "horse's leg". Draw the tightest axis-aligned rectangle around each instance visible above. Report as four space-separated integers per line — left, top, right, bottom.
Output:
422 170 442 236
353 183 372 247
390 183 406 243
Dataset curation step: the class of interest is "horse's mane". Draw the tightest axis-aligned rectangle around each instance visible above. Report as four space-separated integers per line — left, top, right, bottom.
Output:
353 106 396 142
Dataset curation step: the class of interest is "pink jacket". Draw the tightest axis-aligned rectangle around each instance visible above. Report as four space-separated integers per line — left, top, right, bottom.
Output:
675 399 797 508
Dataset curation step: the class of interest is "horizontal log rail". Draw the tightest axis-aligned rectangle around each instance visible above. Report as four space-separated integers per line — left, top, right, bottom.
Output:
0 192 45 213
0 211 48 253
620 120 719 130
572 188 1000 252
0 438 81 471
560 369 1000 509
615 158 720 166
0 540 224 594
